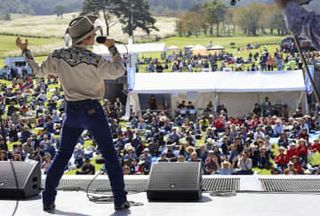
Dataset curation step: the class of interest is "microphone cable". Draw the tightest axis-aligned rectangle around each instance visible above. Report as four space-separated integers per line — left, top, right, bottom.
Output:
85 170 143 206
10 160 20 216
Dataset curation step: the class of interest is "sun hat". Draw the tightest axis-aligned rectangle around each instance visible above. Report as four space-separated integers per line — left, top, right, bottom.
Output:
279 146 286 151
65 14 101 46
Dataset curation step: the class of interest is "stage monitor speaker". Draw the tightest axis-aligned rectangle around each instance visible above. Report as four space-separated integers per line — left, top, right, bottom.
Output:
147 162 202 201
0 161 41 199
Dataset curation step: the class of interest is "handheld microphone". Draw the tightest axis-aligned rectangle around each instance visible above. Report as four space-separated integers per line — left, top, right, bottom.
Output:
96 36 125 45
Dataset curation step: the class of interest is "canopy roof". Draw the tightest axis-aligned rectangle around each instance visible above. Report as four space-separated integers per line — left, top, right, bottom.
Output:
167 45 180 51
191 45 207 51
207 45 225 50
131 71 305 94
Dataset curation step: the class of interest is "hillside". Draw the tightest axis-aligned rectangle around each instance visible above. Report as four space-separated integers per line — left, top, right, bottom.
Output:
0 13 176 40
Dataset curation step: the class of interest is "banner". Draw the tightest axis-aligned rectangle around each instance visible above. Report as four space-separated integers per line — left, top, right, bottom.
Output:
305 65 315 95
127 67 135 92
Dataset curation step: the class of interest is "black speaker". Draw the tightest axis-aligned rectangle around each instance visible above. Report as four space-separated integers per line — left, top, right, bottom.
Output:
0 161 41 199
147 162 202 201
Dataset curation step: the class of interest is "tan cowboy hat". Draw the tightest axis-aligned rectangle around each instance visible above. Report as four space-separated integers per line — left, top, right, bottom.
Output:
279 146 286 151
65 15 101 46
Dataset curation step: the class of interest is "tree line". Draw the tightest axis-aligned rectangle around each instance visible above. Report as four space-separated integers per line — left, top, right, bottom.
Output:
0 0 83 20
81 0 158 41
176 0 288 37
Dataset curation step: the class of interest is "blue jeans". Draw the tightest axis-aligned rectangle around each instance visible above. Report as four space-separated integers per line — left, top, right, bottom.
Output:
43 100 127 205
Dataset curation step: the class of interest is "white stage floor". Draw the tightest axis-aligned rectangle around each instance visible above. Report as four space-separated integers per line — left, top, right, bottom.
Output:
1 191 320 216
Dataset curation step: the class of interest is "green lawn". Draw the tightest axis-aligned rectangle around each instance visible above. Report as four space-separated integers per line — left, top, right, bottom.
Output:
0 35 62 57
137 36 284 73
161 35 283 49
0 35 62 68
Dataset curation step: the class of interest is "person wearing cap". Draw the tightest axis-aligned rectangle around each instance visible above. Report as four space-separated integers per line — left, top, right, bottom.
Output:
278 132 289 148
273 119 283 137
297 138 308 167
257 146 271 169
283 161 298 175
196 144 209 163
275 146 289 172
298 128 309 142
311 138 320 153
16 15 128 212
219 160 233 175
204 150 220 174
286 142 299 162
138 148 152 174
235 150 253 175
168 127 181 144
291 155 304 174
0 149 8 161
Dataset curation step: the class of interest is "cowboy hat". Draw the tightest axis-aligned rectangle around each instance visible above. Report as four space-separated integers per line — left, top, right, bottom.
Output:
279 146 286 151
65 15 101 46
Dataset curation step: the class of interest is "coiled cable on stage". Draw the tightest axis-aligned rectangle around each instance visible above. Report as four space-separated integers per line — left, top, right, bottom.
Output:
85 170 143 206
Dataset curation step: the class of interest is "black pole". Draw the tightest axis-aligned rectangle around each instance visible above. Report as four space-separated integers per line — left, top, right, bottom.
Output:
292 34 320 104
0 113 8 151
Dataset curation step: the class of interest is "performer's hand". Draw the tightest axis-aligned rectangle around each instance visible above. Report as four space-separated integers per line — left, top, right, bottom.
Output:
104 39 115 48
275 0 289 9
16 37 29 51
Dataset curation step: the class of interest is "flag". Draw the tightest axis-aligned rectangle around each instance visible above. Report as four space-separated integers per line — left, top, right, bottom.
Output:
305 65 315 95
127 67 135 92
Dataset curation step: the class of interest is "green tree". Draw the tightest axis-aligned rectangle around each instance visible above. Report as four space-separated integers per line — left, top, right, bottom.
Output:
112 0 159 42
54 4 65 19
234 3 263 36
266 6 288 36
204 0 227 37
176 11 207 37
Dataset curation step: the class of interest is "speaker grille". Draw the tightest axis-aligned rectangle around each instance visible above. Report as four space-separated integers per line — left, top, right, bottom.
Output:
44 178 148 192
147 163 201 191
260 178 320 192
0 161 41 199
0 161 35 189
44 177 240 192
203 178 240 191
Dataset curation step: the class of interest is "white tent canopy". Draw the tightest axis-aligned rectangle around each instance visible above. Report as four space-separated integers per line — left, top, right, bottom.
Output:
207 45 225 50
131 71 305 93
128 71 306 117
191 45 207 51
167 45 180 51
93 43 167 55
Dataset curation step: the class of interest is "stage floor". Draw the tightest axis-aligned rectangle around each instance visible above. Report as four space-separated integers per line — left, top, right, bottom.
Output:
1 191 320 216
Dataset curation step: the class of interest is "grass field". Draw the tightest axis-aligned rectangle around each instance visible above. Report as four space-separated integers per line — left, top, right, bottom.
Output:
0 12 176 68
162 35 282 58
0 35 63 68
161 35 282 49
0 34 284 70
0 13 176 41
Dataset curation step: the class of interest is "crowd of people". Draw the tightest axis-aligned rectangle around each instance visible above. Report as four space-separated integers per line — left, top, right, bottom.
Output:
1 74 320 176
141 44 320 73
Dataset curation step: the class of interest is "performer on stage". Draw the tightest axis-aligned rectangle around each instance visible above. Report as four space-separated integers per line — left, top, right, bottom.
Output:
16 15 130 212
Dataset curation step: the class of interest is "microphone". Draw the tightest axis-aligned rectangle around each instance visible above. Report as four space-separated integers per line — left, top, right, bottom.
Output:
96 36 125 45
